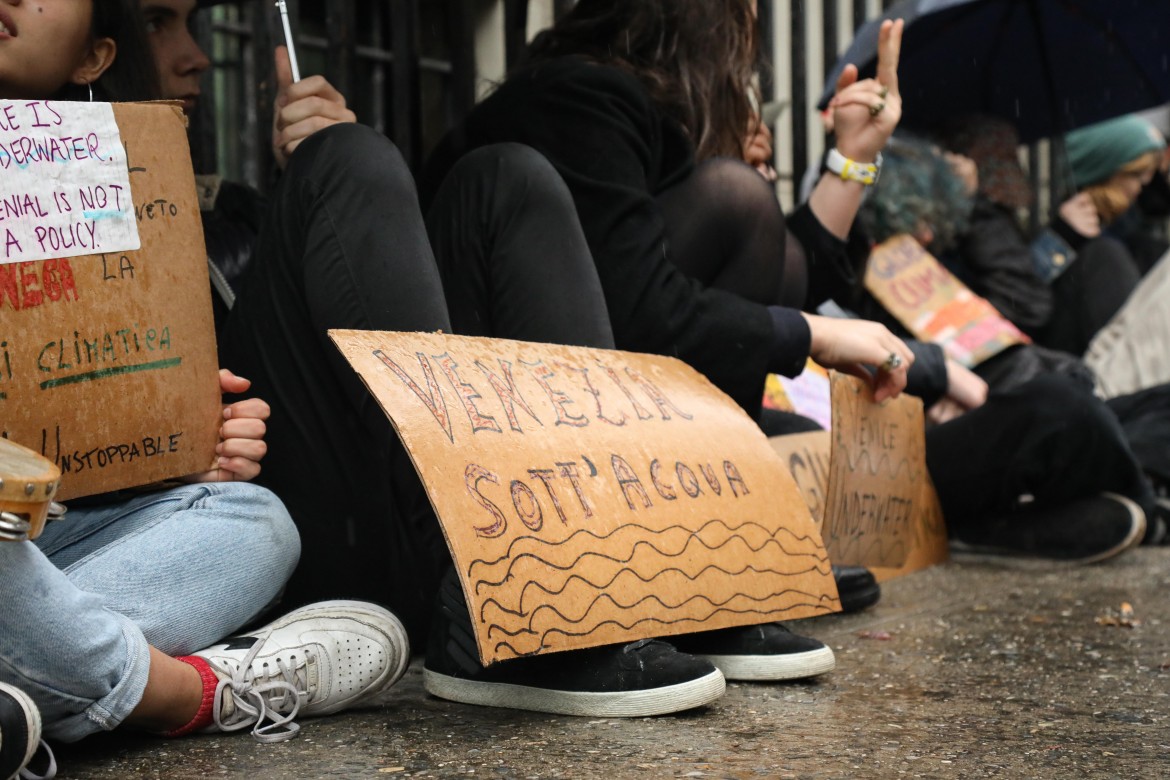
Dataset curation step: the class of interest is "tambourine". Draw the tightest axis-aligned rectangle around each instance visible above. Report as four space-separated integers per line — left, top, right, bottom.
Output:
0 438 64 542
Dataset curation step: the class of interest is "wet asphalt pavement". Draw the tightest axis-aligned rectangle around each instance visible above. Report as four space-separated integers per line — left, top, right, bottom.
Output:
52 547 1170 779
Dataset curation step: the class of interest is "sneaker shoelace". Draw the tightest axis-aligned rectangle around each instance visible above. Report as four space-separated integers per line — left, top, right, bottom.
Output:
211 636 314 743
18 740 57 780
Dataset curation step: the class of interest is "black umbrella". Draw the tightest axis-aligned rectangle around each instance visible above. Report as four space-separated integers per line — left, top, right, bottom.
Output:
819 0 1170 143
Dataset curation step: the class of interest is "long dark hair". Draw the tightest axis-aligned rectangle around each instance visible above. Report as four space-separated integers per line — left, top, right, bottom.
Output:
523 0 762 161
52 0 161 102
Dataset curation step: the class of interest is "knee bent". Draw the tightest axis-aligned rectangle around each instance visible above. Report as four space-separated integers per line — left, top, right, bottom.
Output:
286 123 415 197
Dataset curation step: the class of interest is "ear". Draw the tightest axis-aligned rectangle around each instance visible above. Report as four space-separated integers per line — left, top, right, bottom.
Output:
70 38 118 88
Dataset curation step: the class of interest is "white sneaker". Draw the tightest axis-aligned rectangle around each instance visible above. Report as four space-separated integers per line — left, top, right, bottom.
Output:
192 600 409 742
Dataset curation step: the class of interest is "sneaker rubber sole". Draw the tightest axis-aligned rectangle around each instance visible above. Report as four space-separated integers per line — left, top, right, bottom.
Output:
699 644 836 682
423 667 725 718
0 683 41 780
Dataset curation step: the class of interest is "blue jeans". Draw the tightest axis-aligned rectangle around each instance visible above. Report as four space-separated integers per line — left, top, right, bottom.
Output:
0 483 300 742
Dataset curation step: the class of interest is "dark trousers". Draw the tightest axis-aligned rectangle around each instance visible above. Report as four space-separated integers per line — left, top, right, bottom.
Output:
651 158 1153 526
221 126 612 641
926 375 1153 533
1042 236 1142 357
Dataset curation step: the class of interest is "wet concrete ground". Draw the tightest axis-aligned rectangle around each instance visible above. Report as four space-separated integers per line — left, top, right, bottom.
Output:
54 548 1170 779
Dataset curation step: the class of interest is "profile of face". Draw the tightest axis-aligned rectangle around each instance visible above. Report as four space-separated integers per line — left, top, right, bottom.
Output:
141 0 209 113
1107 164 1156 209
0 0 115 100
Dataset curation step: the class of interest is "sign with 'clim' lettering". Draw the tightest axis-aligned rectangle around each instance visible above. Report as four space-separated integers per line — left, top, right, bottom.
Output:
0 101 221 499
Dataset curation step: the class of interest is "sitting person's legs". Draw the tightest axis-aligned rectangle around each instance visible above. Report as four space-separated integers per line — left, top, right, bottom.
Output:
657 158 806 309
426 143 615 348
2 484 407 744
222 123 455 639
927 374 1151 560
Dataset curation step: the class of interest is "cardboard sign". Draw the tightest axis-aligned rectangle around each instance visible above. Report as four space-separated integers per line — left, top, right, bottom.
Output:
865 235 1029 368
0 103 221 500
331 330 839 665
0 101 140 264
814 372 948 579
769 431 832 532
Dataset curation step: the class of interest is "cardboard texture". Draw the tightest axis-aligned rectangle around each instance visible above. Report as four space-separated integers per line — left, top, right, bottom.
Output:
0 103 221 499
768 431 832 533
865 235 1029 368
792 372 948 581
331 330 839 665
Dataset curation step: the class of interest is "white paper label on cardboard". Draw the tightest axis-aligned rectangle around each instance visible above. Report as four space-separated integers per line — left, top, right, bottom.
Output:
0 100 140 265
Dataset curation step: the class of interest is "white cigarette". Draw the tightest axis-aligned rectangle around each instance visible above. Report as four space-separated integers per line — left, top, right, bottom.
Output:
275 0 302 83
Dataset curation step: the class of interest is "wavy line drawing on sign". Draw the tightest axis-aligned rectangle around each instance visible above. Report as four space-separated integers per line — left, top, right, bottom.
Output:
330 330 840 664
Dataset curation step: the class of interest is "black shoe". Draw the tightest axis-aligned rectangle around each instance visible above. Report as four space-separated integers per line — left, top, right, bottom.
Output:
423 569 724 717
951 492 1146 564
832 565 881 612
670 623 835 682
0 682 52 780
1141 498 1169 545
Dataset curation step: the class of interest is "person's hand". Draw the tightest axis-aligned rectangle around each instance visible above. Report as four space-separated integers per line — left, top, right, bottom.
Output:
828 19 903 164
185 369 270 483
943 358 988 410
926 397 966 425
944 152 979 196
1058 192 1101 239
926 358 987 424
743 116 778 182
803 314 914 402
271 46 356 168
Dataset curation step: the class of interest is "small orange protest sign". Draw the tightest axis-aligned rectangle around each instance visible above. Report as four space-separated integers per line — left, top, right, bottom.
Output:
865 235 1028 368
331 330 839 665
0 102 221 499
770 374 948 581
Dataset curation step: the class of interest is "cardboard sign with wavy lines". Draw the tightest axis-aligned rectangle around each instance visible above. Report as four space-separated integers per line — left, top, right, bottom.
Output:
818 372 948 575
330 330 839 665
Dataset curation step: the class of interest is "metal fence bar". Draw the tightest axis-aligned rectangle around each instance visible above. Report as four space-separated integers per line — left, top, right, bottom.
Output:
326 0 358 101
389 0 422 170
789 2 809 197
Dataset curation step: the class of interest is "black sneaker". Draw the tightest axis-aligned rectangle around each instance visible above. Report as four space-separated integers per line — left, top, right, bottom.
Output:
1 682 54 780
669 623 836 682
832 565 881 612
423 570 724 717
951 492 1146 564
1141 497 1169 546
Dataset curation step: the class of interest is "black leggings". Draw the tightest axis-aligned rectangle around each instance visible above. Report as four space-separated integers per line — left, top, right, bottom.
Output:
221 125 613 640
657 158 806 309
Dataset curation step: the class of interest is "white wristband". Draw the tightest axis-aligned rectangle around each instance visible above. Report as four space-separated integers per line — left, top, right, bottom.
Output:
826 148 882 186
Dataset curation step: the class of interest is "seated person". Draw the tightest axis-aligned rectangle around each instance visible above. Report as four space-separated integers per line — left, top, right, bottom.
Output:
421 0 1155 564
0 0 408 768
142 0 919 719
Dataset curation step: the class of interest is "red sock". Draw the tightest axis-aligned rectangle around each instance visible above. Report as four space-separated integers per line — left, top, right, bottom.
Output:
164 656 220 738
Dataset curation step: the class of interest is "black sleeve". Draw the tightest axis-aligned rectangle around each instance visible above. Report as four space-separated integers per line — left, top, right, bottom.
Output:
786 201 859 308
956 198 1054 332
903 340 949 408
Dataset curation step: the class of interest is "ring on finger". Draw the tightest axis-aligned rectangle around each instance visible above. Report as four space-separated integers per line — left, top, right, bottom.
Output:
869 101 886 117
878 86 889 100
879 352 903 372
